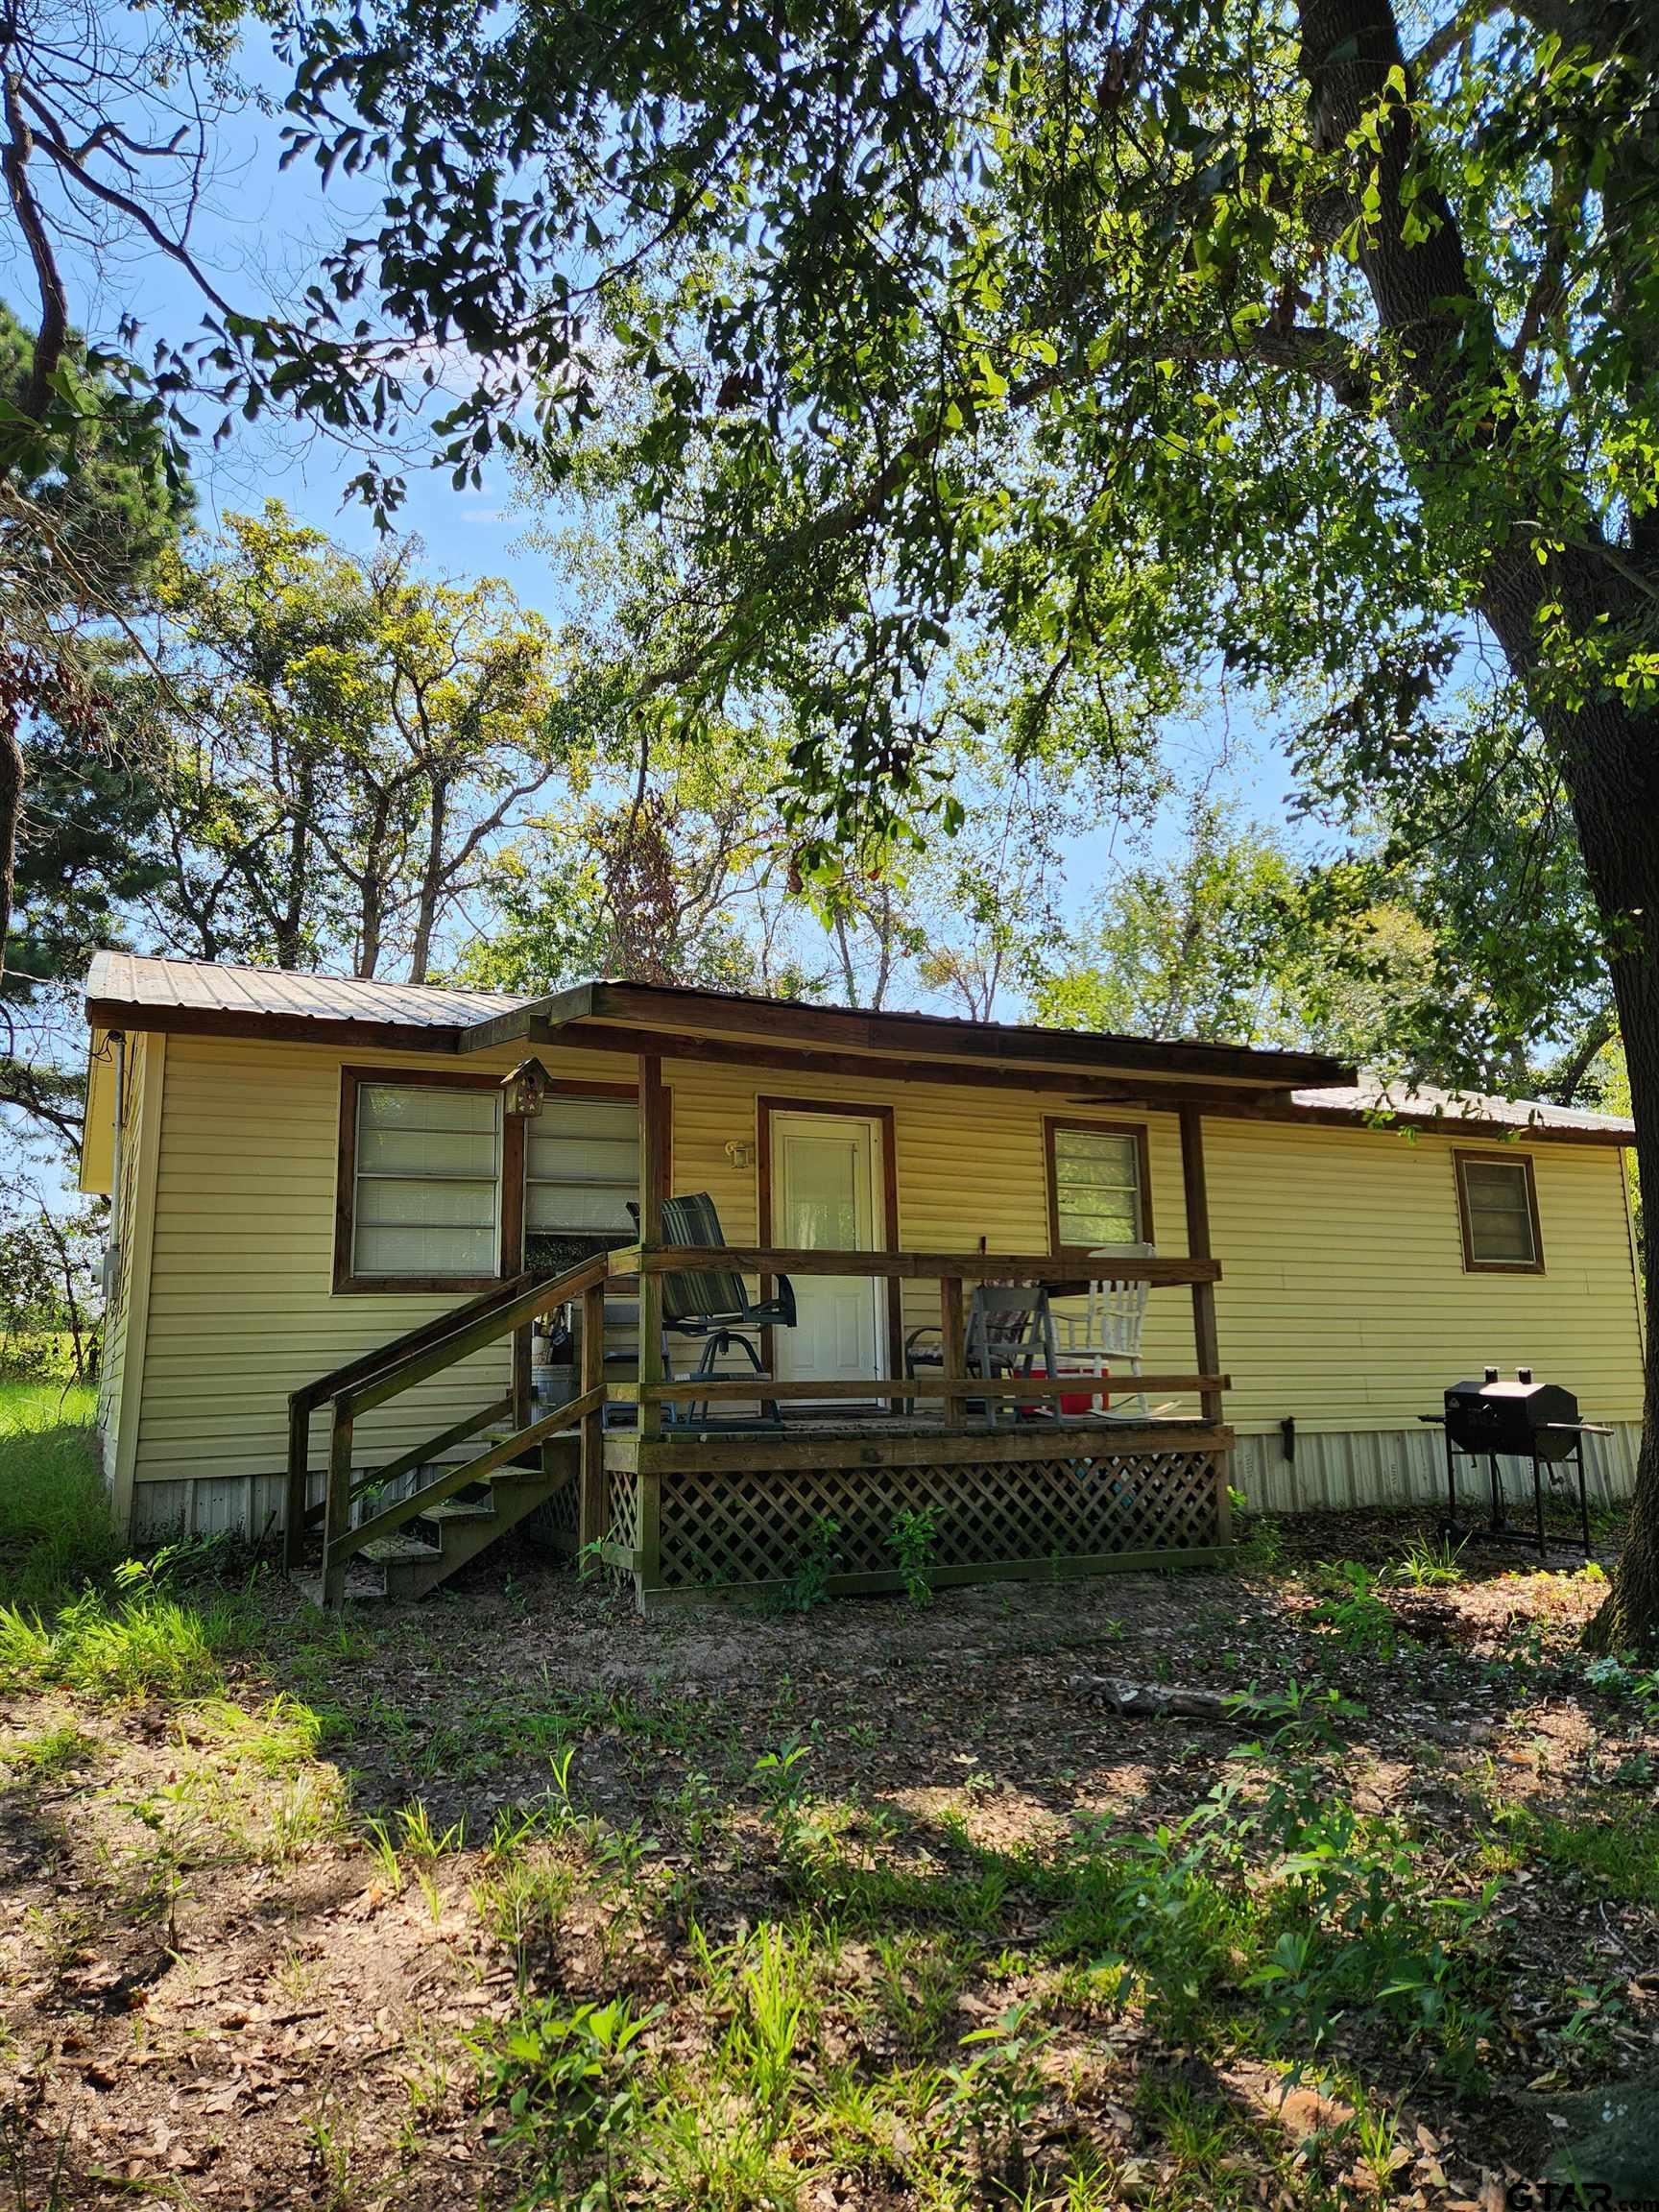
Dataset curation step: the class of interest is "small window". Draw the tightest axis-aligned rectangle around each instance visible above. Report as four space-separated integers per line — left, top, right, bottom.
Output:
1046 1119 1152 1252
525 1095 640 1242
349 1080 501 1284
1455 1150 1543 1272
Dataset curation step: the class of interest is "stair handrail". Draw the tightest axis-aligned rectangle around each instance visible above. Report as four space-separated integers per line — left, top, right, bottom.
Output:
320 1385 604 1603
290 1270 536 1421
286 1251 612 1578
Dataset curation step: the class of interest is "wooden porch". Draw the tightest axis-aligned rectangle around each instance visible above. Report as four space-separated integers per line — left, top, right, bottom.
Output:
597 1414 1231 1608
284 1061 1236 1610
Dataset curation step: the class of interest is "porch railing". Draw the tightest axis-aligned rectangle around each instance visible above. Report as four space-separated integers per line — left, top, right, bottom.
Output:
286 1252 612 1607
288 1242 1228 1608
603 1242 1226 1427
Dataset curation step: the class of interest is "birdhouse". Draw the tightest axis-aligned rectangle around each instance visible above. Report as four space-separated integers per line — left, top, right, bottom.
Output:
499 1055 554 1118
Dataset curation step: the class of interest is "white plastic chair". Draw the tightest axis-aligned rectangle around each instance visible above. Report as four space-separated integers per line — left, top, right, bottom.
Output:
1053 1243 1155 1417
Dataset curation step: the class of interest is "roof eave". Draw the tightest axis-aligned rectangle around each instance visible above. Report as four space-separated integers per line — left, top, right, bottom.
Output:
455 980 597 1055
83 995 469 1054
456 978 1354 1091
1283 1097 1634 1147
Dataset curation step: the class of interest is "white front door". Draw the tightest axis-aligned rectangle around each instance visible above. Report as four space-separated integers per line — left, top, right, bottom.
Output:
769 1111 885 1394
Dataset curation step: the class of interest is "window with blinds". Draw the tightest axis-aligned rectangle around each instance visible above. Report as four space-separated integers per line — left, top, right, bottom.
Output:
1047 1121 1148 1251
351 1083 501 1281
525 1096 640 1242
1455 1152 1543 1271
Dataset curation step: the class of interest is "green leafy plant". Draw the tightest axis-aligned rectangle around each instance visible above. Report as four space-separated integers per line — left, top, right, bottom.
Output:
1309 1561 1404 1659
945 2000 1053 2195
887 1506 939 1607
780 1514 841 1613
480 1996 657 2207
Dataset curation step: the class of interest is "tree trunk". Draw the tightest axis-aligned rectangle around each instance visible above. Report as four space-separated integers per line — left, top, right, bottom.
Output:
0 708 20 979
358 790 393 979
1480 554 1659 1652
1293 0 1659 1645
1551 1005 1618 1108
407 777 448 985
277 757 315 970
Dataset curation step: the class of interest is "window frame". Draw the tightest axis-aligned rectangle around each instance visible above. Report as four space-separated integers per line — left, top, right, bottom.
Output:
334 1066 520 1295
1044 1116 1155 1258
1453 1147 1545 1275
521 1077 645 1253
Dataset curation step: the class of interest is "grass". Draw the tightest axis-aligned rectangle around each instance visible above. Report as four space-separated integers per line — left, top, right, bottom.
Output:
0 1378 116 1604
1495 1799 1659 1906
0 1580 252 1699
0 1720 101 1781
0 1416 1644 2207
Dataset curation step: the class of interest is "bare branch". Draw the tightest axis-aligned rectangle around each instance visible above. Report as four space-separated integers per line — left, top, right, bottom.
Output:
1 68 70 420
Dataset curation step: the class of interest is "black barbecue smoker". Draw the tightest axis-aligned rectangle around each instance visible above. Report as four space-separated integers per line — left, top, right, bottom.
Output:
1421 1368 1608 1559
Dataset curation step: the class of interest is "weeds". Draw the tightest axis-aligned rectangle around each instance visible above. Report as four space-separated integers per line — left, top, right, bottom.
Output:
0 1402 1621 2209
472 1840 579 1986
870 1931 965 2052
1308 1560 1406 1658
481 1997 656 2206
1494 1797 1659 1905
1391 1533 1465 1588
0 1582 248 1699
0 1722 99 1781
887 1506 939 1606
946 2002 1053 2197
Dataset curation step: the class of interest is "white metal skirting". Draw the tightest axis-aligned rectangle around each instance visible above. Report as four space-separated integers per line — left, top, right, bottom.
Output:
1229 1420 1642 1519
130 1421 1644 1544
130 1465 420 1545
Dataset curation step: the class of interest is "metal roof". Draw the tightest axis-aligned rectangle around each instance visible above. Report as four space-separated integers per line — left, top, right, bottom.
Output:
464 975 1351 1085
82 951 1633 1139
85 950 527 1030
1294 1077 1634 1140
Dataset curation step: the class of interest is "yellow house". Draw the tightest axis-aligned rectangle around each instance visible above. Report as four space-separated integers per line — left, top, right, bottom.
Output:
80 951 1644 1607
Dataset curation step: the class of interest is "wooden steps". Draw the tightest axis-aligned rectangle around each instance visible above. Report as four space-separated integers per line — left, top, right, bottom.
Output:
292 1436 579 1603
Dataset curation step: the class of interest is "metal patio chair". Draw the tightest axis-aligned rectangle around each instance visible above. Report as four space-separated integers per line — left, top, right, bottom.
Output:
627 1192 797 1425
905 1282 1061 1424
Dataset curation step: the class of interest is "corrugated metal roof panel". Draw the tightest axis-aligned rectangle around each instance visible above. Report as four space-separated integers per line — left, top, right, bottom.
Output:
82 952 1635 1138
85 950 529 1029
1293 1079 1633 1139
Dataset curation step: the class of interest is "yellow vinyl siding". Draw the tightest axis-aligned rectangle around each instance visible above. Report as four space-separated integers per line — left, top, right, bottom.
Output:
1203 1118 1643 1431
127 1031 1645 1505
133 1034 630 1486
96 1033 150 1479
103 1033 165 1525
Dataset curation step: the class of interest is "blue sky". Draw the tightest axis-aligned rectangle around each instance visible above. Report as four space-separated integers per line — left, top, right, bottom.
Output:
9 18 1306 982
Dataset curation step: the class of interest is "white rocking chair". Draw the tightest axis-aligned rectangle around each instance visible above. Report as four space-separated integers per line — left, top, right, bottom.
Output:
1053 1243 1155 1418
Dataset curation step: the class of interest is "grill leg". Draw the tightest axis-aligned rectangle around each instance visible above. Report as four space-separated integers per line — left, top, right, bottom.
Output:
1444 1430 1458 1540
1489 1455 1503 1533
1577 1438 1593 1557
1532 1450 1547 1562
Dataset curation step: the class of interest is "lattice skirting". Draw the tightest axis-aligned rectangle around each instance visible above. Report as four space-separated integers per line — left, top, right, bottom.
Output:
629 1448 1224 1597
607 1466 641 1558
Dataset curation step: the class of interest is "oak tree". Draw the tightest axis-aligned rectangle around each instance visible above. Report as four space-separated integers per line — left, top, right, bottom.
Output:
294 0 1659 1641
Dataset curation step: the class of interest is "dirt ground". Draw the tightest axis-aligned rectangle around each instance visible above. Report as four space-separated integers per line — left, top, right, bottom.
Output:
2 1507 1656 2209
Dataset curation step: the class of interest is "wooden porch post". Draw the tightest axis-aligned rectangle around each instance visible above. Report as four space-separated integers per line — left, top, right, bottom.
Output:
284 1400 310 1571
321 1396 353 1609
578 1275 606 1551
1177 1104 1223 1427
637 1054 666 1444
939 1276 966 1430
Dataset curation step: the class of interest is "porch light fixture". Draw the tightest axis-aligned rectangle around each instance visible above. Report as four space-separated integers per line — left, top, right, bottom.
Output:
500 1055 554 1118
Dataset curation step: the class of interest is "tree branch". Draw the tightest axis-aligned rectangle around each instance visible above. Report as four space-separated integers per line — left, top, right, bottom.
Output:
1 67 69 422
